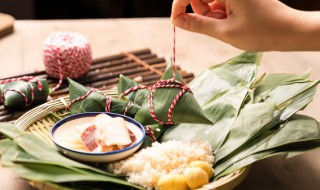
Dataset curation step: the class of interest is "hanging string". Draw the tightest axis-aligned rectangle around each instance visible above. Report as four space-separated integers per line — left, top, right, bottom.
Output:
172 26 176 78
68 26 191 125
122 26 192 125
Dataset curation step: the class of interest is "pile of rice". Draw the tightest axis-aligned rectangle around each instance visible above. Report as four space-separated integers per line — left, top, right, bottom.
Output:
107 140 214 189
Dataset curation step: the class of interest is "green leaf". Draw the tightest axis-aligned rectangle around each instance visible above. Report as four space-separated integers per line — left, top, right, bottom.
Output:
117 74 140 101
0 122 24 139
217 141 320 178
68 79 141 118
215 102 276 162
133 89 150 106
141 124 165 148
0 138 17 154
68 79 106 114
215 79 319 164
134 64 212 125
161 86 249 152
214 115 320 177
10 163 143 189
189 52 262 106
14 133 115 176
0 79 50 108
254 70 311 101
1 143 33 166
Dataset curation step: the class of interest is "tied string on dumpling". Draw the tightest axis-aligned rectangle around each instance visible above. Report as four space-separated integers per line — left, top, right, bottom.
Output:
0 76 43 107
145 125 157 142
66 88 133 116
121 26 192 125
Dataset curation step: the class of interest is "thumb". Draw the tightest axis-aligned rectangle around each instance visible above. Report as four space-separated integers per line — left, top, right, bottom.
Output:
172 13 225 37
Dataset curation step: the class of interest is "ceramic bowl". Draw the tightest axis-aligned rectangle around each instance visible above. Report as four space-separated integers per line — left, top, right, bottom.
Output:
51 112 145 163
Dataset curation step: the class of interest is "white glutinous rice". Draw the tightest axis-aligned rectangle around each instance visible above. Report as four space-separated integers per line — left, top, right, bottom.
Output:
107 140 215 189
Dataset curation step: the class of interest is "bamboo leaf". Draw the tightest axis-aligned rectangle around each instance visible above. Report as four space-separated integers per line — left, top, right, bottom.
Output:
214 80 320 174
133 89 150 106
215 79 319 163
10 163 143 189
1 143 32 167
135 64 211 125
0 122 24 139
142 124 165 148
0 79 50 108
214 115 320 177
117 74 151 106
254 71 310 102
0 138 17 154
217 141 320 178
189 52 262 106
0 136 144 189
68 79 141 117
117 74 140 101
161 86 249 152
14 133 114 176
215 102 276 161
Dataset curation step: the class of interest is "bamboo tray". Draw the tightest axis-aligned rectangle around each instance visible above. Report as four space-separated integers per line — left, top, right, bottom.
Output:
14 90 249 190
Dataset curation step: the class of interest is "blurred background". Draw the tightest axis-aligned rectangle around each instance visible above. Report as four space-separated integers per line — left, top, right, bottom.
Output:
0 0 320 20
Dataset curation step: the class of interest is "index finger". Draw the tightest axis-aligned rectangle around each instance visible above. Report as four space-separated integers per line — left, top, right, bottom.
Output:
190 0 215 15
171 0 191 20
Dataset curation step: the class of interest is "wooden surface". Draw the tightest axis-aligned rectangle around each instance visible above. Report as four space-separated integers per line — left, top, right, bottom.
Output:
0 18 319 190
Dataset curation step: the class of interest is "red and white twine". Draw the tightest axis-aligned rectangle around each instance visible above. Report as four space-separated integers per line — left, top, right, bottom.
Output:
145 125 157 142
67 88 115 114
0 76 43 107
121 26 192 125
123 101 133 116
68 27 189 127
43 32 92 92
120 85 151 97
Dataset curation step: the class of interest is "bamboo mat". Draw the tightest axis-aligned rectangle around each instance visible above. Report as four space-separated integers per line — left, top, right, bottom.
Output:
0 48 194 123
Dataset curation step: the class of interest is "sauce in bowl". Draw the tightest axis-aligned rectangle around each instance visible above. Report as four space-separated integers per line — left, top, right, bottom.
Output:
51 112 145 163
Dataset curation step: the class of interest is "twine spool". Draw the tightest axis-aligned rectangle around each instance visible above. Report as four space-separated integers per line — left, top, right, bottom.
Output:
43 32 92 91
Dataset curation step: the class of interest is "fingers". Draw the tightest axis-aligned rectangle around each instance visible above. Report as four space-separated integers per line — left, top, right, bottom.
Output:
171 0 191 21
190 0 215 15
172 13 223 37
191 0 226 17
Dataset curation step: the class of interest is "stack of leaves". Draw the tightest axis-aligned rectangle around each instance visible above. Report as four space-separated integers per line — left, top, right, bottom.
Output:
0 52 319 189
0 123 144 190
162 52 320 178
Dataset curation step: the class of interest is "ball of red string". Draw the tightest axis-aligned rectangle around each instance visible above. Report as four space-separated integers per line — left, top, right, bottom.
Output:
43 32 92 80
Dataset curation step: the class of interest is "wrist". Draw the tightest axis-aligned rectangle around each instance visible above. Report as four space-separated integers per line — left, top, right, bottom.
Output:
280 9 320 51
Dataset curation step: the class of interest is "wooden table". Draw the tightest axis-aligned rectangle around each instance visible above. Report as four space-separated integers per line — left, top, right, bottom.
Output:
0 18 319 190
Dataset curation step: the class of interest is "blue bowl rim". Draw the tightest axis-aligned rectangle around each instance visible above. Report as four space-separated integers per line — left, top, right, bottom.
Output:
50 112 146 156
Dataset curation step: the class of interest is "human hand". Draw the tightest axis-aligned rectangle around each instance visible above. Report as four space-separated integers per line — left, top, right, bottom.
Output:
171 0 319 51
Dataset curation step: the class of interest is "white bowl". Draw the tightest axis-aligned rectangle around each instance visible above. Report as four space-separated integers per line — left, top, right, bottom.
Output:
51 112 145 163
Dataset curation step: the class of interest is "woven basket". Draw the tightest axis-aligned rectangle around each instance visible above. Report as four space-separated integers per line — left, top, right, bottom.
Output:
14 89 249 190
